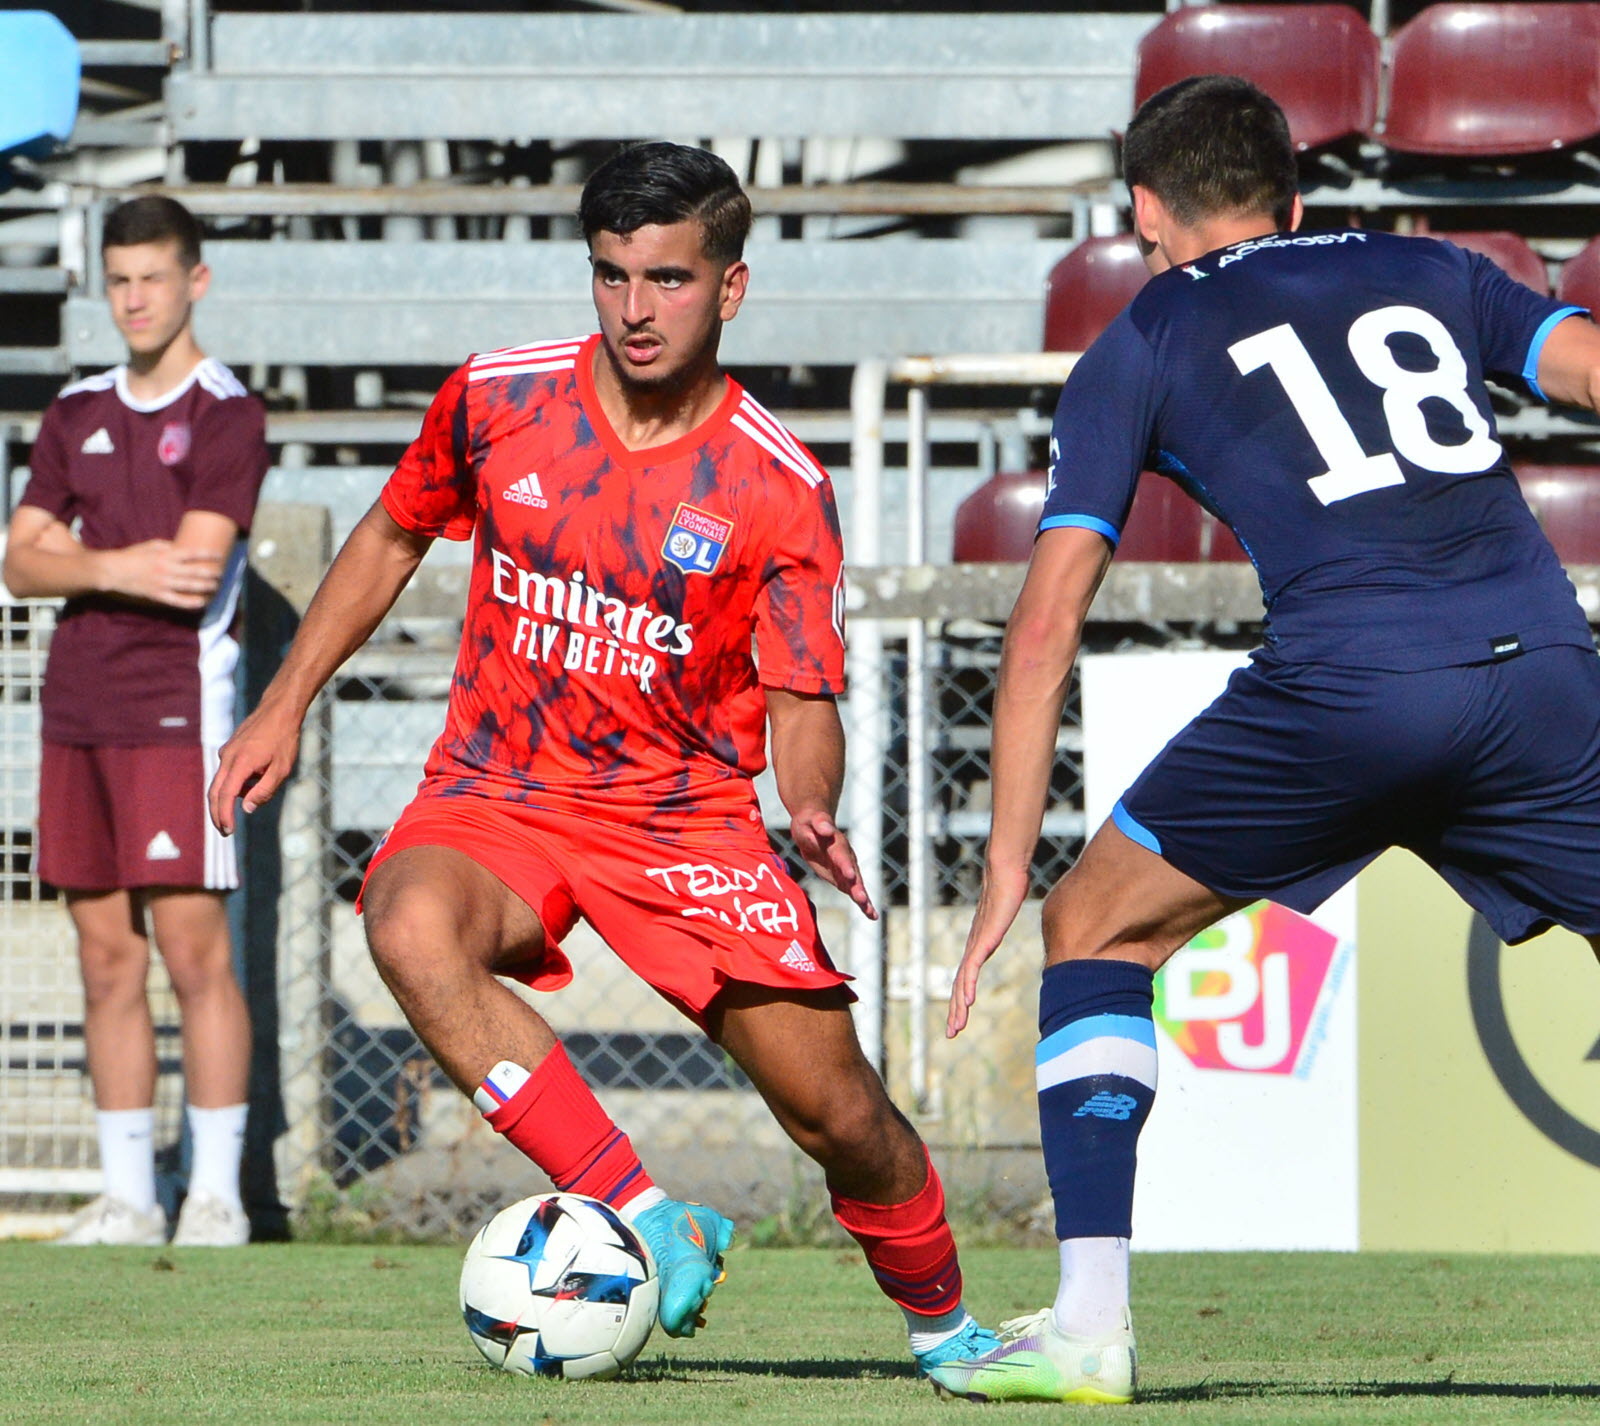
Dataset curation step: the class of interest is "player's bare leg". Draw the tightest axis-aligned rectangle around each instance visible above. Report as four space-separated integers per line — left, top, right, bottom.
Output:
712 983 1000 1372
931 823 1242 1404
69 890 158 1110
147 889 249 1106
363 845 732 1336
148 887 252 1244
362 845 557 1089
58 890 166 1244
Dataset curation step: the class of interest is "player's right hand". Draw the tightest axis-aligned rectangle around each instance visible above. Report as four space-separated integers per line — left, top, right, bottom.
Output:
947 861 1030 1039
103 540 223 610
209 704 302 835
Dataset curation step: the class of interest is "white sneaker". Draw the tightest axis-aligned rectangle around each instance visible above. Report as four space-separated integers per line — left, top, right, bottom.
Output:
54 1195 167 1246
927 1306 1137 1405
172 1192 250 1246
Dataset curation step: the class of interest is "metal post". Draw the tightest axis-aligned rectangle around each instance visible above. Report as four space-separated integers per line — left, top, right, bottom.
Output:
846 360 888 1070
905 385 931 1112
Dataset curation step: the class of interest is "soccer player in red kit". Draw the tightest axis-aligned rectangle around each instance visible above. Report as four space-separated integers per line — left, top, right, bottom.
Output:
4 196 266 1246
210 143 997 1372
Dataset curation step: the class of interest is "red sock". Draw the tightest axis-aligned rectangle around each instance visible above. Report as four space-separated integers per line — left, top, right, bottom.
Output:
830 1146 963 1319
481 1045 656 1210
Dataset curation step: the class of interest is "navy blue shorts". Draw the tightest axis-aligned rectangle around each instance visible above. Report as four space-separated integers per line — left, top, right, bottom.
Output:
1116 644 1600 945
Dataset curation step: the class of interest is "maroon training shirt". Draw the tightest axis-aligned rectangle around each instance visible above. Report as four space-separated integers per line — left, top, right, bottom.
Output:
19 359 269 747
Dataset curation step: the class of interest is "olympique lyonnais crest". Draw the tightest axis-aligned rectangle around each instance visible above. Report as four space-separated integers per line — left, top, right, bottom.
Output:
662 502 733 576
157 421 191 466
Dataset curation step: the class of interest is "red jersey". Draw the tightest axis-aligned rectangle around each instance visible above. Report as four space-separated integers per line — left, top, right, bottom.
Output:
20 360 269 747
382 334 847 844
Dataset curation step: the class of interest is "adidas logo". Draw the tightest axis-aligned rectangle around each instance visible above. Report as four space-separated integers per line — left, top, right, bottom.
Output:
81 427 114 454
1072 1090 1139 1122
503 472 548 509
144 830 182 861
779 942 817 974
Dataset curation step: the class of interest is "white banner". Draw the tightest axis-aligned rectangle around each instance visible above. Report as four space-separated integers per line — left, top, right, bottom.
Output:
1079 651 1359 1251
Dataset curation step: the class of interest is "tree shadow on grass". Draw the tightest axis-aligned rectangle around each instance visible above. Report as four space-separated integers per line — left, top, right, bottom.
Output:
1149 1379 1600 1403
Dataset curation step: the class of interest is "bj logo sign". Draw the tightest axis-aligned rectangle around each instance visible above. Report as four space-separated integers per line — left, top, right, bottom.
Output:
1153 902 1344 1076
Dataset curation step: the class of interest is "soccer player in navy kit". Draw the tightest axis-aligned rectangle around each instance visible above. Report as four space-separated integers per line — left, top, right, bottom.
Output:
930 77 1600 1404
4 197 267 1246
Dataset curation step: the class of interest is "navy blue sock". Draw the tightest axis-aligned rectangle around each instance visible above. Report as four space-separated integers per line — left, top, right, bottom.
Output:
1036 959 1157 1241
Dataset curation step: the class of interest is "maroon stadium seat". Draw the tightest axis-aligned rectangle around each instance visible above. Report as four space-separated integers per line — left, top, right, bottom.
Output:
1556 236 1600 312
1135 4 1380 152
1428 231 1548 293
1043 237 1149 353
951 471 1250 564
1513 464 1600 564
1115 478 1205 562
951 470 1047 562
1382 3 1600 157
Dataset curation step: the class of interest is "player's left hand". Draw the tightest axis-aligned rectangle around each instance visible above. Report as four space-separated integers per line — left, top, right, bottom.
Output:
789 808 878 921
947 861 1030 1039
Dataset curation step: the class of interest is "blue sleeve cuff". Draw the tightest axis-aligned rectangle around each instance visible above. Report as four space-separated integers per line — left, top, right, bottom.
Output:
1039 512 1120 547
1524 305 1586 402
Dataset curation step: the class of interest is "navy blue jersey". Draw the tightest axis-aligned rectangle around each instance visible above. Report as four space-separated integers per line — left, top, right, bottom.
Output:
1042 230 1592 670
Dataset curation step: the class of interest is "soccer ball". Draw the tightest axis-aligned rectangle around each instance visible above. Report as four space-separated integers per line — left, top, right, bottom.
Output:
459 1192 659 1380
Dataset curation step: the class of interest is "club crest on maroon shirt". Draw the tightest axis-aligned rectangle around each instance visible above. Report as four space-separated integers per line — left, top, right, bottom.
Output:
158 421 191 466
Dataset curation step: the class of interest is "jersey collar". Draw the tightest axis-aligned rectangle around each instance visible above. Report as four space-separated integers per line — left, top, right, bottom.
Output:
575 333 743 469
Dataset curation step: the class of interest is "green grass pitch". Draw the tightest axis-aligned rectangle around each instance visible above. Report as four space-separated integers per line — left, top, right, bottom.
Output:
2 1244 1598 1425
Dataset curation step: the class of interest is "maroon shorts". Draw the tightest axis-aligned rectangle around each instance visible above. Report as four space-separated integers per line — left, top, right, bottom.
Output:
359 791 853 1029
37 742 237 893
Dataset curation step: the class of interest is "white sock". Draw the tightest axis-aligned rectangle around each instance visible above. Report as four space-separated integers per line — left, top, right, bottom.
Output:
186 1102 247 1206
907 1306 971 1356
96 1107 157 1214
617 1187 667 1223
1053 1236 1130 1338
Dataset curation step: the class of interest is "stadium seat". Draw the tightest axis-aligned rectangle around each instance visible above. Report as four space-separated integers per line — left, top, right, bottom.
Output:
0 11 79 174
1134 4 1380 152
1118 477 1206 562
1513 465 1600 564
952 470 1249 564
1556 236 1600 312
1382 3 1600 157
1428 231 1549 293
1043 237 1149 353
952 470 1047 563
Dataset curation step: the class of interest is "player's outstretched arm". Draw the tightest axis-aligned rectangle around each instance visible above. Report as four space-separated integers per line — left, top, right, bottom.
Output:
948 524 1112 1039
209 499 432 835
764 687 878 920
1533 312 1600 412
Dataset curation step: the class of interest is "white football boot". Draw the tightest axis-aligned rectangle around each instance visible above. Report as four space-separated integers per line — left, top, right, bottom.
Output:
54 1195 167 1246
172 1193 251 1246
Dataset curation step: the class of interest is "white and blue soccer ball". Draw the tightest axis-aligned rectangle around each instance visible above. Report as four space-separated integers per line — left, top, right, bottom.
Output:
459 1191 659 1380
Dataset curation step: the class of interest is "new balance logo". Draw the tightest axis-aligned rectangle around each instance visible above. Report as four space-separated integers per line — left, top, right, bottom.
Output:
1073 1091 1139 1121
145 831 182 861
780 942 817 974
503 473 548 509
81 428 114 454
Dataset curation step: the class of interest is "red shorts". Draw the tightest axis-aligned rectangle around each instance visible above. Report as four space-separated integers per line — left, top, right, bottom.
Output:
38 742 237 893
359 792 853 1028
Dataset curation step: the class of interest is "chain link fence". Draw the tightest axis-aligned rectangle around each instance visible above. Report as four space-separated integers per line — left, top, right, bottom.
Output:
25 509 1585 1241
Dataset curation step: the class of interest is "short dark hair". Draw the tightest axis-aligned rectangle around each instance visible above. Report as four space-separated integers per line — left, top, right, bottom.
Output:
1122 75 1298 231
578 142 752 265
102 195 204 269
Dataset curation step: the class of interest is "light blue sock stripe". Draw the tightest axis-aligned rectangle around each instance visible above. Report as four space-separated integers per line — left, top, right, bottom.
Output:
1112 799 1162 855
1036 1012 1156 1064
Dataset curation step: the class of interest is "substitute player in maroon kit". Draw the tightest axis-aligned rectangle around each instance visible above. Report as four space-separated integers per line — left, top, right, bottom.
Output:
4 196 267 1246
211 142 997 1374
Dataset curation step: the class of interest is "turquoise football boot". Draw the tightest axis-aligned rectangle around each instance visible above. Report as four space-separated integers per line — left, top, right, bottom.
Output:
913 1316 1003 1378
631 1199 734 1337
